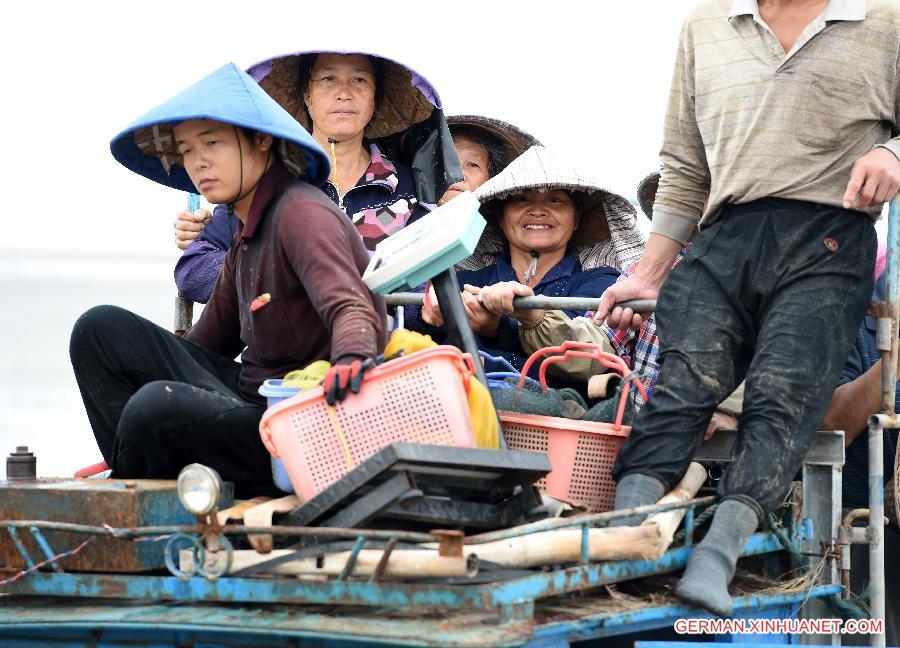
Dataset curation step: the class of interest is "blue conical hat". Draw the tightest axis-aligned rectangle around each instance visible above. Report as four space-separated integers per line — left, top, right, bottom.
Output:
110 62 330 193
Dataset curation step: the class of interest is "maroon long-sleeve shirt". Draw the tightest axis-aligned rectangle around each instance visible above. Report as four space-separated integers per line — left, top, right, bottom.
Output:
186 162 386 401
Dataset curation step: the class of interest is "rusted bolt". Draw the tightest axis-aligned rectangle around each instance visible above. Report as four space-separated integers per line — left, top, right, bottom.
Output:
6 446 36 481
867 301 891 318
432 529 465 557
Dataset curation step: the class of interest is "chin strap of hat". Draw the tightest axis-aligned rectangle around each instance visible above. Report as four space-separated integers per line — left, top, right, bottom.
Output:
328 137 340 197
523 249 540 285
233 126 245 208
226 126 272 221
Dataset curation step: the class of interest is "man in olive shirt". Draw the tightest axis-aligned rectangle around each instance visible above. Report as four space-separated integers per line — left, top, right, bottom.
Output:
595 0 900 616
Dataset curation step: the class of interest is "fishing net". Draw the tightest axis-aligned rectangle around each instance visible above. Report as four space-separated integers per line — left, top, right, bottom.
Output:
489 377 637 424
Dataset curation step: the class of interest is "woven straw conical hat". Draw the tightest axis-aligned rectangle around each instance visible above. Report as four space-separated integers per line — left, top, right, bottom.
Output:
459 146 645 272
447 115 540 170
247 50 439 141
636 170 661 219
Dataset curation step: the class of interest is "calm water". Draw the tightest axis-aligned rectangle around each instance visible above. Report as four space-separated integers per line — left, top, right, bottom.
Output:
0 251 186 477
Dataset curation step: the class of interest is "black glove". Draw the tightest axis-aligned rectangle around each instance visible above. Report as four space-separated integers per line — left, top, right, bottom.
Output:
323 358 375 406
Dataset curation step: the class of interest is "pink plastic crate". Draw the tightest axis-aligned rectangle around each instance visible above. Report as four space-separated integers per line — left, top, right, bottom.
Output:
501 413 629 513
499 341 648 513
259 346 477 500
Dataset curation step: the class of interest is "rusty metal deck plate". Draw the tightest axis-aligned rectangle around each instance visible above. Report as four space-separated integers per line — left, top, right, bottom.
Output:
1 479 198 573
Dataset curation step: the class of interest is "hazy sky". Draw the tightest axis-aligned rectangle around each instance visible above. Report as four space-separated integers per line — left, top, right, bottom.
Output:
2 1 700 257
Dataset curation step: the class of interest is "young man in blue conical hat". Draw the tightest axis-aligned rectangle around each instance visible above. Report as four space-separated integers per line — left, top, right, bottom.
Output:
71 63 386 497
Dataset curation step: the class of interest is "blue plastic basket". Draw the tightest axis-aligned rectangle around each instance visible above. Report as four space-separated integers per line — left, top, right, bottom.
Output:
258 379 300 493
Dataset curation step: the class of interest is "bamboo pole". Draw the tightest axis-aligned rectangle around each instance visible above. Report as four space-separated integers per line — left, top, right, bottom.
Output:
451 462 706 568
181 547 478 579
183 466 704 576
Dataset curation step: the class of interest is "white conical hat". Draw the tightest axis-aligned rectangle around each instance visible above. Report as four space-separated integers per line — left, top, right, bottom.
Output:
460 146 645 272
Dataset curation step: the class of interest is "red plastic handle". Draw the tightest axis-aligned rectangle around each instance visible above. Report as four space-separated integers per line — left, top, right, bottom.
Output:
458 352 476 393
74 460 109 478
517 341 648 430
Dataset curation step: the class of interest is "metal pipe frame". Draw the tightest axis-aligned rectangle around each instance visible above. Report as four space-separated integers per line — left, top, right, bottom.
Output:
0 521 437 544
866 415 888 648
864 195 900 648
464 496 717 544
2 498 718 582
801 448 843 646
0 584 844 647
385 292 657 315
0 529 810 618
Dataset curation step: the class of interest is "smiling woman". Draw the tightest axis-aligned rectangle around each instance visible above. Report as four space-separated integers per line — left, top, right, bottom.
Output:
498 189 580 264
413 145 645 384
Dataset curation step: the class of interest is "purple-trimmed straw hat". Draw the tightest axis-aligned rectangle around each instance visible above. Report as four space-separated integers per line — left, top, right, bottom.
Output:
247 50 442 141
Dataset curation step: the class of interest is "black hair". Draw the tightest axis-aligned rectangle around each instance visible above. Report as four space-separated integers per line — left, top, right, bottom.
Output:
296 53 386 111
237 127 280 161
569 190 585 223
226 126 275 213
448 124 507 178
240 127 259 149
497 188 584 221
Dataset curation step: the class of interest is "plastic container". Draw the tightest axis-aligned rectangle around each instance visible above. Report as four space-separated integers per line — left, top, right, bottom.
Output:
259 346 477 500
362 191 485 294
501 413 630 513
258 379 301 493
498 342 648 513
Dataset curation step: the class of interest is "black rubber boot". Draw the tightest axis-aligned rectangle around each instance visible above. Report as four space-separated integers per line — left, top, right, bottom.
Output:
674 499 760 616
609 473 666 527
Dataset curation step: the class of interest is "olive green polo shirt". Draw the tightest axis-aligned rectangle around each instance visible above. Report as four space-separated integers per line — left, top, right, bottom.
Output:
653 0 900 244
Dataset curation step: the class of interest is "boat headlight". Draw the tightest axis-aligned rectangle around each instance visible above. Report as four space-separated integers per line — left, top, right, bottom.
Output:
177 464 223 516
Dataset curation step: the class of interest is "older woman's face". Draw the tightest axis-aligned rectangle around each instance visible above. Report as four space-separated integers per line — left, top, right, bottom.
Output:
438 135 491 205
455 135 491 191
304 54 377 142
499 189 578 255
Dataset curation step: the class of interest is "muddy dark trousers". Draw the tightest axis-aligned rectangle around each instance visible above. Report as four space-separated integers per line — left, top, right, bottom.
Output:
613 198 876 518
69 305 277 498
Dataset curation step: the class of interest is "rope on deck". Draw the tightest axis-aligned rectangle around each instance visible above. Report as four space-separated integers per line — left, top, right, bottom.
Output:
765 511 870 621
672 503 717 544
0 537 94 587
